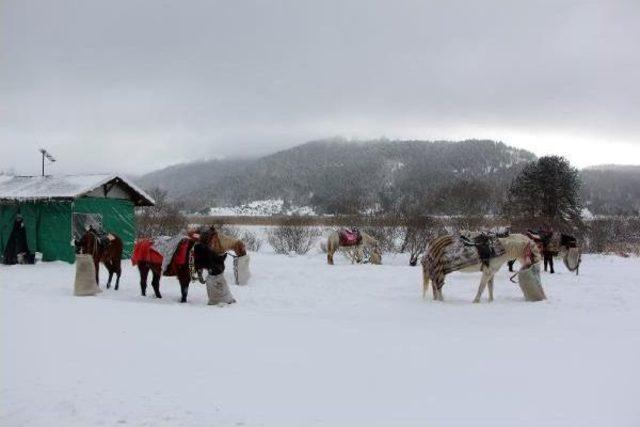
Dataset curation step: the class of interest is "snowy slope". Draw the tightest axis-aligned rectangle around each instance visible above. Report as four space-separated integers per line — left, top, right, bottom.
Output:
1 252 639 426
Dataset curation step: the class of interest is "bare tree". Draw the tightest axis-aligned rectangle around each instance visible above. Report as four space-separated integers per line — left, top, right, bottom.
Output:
136 187 187 237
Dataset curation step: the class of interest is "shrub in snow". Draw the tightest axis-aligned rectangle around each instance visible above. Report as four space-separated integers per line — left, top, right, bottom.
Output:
240 231 262 252
267 222 320 255
361 226 402 253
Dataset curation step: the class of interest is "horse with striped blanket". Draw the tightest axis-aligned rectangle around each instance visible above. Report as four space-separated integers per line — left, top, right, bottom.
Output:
421 233 541 303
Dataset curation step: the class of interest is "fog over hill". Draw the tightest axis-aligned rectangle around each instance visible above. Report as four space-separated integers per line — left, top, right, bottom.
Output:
137 139 640 216
581 165 640 216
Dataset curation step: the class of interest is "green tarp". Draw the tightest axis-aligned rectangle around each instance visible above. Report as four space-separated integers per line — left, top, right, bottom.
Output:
0 197 135 263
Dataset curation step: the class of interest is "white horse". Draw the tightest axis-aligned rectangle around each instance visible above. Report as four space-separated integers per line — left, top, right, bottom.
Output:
326 231 382 265
421 233 541 303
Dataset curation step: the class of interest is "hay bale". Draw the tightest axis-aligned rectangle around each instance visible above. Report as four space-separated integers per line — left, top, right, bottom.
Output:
518 263 546 302
74 254 101 296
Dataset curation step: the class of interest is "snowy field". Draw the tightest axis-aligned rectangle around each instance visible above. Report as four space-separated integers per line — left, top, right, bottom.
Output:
2 249 640 426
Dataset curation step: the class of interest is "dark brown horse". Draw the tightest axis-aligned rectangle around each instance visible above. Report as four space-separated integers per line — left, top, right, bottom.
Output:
75 229 123 289
132 234 217 303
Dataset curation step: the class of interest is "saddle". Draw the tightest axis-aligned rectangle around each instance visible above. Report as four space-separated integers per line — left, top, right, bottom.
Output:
460 233 505 264
338 228 362 247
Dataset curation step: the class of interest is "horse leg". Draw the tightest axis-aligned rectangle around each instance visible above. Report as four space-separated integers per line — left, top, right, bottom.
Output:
548 254 555 274
327 250 334 265
138 264 149 296
94 258 100 287
422 267 431 299
151 268 161 298
178 271 190 303
434 279 444 301
473 271 490 303
106 261 114 289
114 259 122 290
487 275 495 303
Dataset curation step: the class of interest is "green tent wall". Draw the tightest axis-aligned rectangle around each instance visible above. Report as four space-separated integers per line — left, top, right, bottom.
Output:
0 198 136 263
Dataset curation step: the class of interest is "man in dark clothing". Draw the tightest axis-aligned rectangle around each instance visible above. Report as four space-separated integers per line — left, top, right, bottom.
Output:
3 215 35 265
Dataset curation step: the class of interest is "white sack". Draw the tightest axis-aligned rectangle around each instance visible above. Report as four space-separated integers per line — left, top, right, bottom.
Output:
518 263 546 302
233 254 251 286
74 254 101 296
206 274 236 305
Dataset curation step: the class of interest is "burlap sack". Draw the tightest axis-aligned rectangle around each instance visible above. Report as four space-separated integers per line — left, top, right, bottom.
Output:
233 254 251 286
518 263 546 302
74 254 102 296
206 273 236 305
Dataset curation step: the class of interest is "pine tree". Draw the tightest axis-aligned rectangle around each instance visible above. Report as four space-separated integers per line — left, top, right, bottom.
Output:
504 156 584 231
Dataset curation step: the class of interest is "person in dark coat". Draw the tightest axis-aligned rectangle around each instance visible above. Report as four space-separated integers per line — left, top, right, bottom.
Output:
3 214 34 265
193 237 235 305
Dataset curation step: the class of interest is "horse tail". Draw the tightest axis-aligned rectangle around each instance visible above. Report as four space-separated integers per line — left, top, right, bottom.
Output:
326 233 337 264
421 258 431 299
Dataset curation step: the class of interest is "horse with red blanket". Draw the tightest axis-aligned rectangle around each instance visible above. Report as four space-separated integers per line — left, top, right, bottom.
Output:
131 230 224 302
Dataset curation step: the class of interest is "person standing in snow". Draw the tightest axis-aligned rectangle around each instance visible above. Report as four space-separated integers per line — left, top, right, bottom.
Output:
194 231 235 305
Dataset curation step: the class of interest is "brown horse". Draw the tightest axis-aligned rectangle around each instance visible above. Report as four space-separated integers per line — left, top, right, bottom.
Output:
208 229 251 285
75 229 123 289
132 234 216 303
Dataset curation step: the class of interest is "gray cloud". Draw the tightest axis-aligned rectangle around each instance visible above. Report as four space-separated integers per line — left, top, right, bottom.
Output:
1 0 639 174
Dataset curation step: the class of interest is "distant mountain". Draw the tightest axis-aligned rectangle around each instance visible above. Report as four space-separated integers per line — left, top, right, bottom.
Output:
137 138 538 215
581 165 640 216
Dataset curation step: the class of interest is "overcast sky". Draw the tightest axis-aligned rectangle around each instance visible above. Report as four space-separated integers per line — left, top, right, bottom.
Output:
1 0 638 175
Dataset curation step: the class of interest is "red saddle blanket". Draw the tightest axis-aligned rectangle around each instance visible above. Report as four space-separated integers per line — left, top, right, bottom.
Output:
131 239 163 265
131 238 192 276
338 229 362 246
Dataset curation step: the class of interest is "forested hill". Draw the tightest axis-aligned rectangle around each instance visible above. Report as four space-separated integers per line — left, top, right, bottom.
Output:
581 165 640 216
137 138 537 214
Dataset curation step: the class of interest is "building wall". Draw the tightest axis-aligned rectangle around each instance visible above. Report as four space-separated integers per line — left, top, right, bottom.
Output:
73 197 136 258
84 185 131 200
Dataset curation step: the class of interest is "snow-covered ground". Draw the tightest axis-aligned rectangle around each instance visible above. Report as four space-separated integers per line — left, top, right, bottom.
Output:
2 250 639 426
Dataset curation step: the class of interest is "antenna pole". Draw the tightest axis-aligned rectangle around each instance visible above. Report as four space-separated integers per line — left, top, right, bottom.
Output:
39 148 56 176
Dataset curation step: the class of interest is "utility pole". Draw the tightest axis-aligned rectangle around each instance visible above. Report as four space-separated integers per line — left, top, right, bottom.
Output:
39 148 56 176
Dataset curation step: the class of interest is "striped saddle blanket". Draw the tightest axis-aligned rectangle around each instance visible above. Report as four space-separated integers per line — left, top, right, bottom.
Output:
426 234 506 280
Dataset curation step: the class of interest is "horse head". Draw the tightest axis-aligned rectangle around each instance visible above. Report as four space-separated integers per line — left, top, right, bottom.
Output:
192 241 227 283
74 230 97 255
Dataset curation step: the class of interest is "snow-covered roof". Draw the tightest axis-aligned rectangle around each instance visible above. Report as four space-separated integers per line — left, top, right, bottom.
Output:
0 174 155 206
